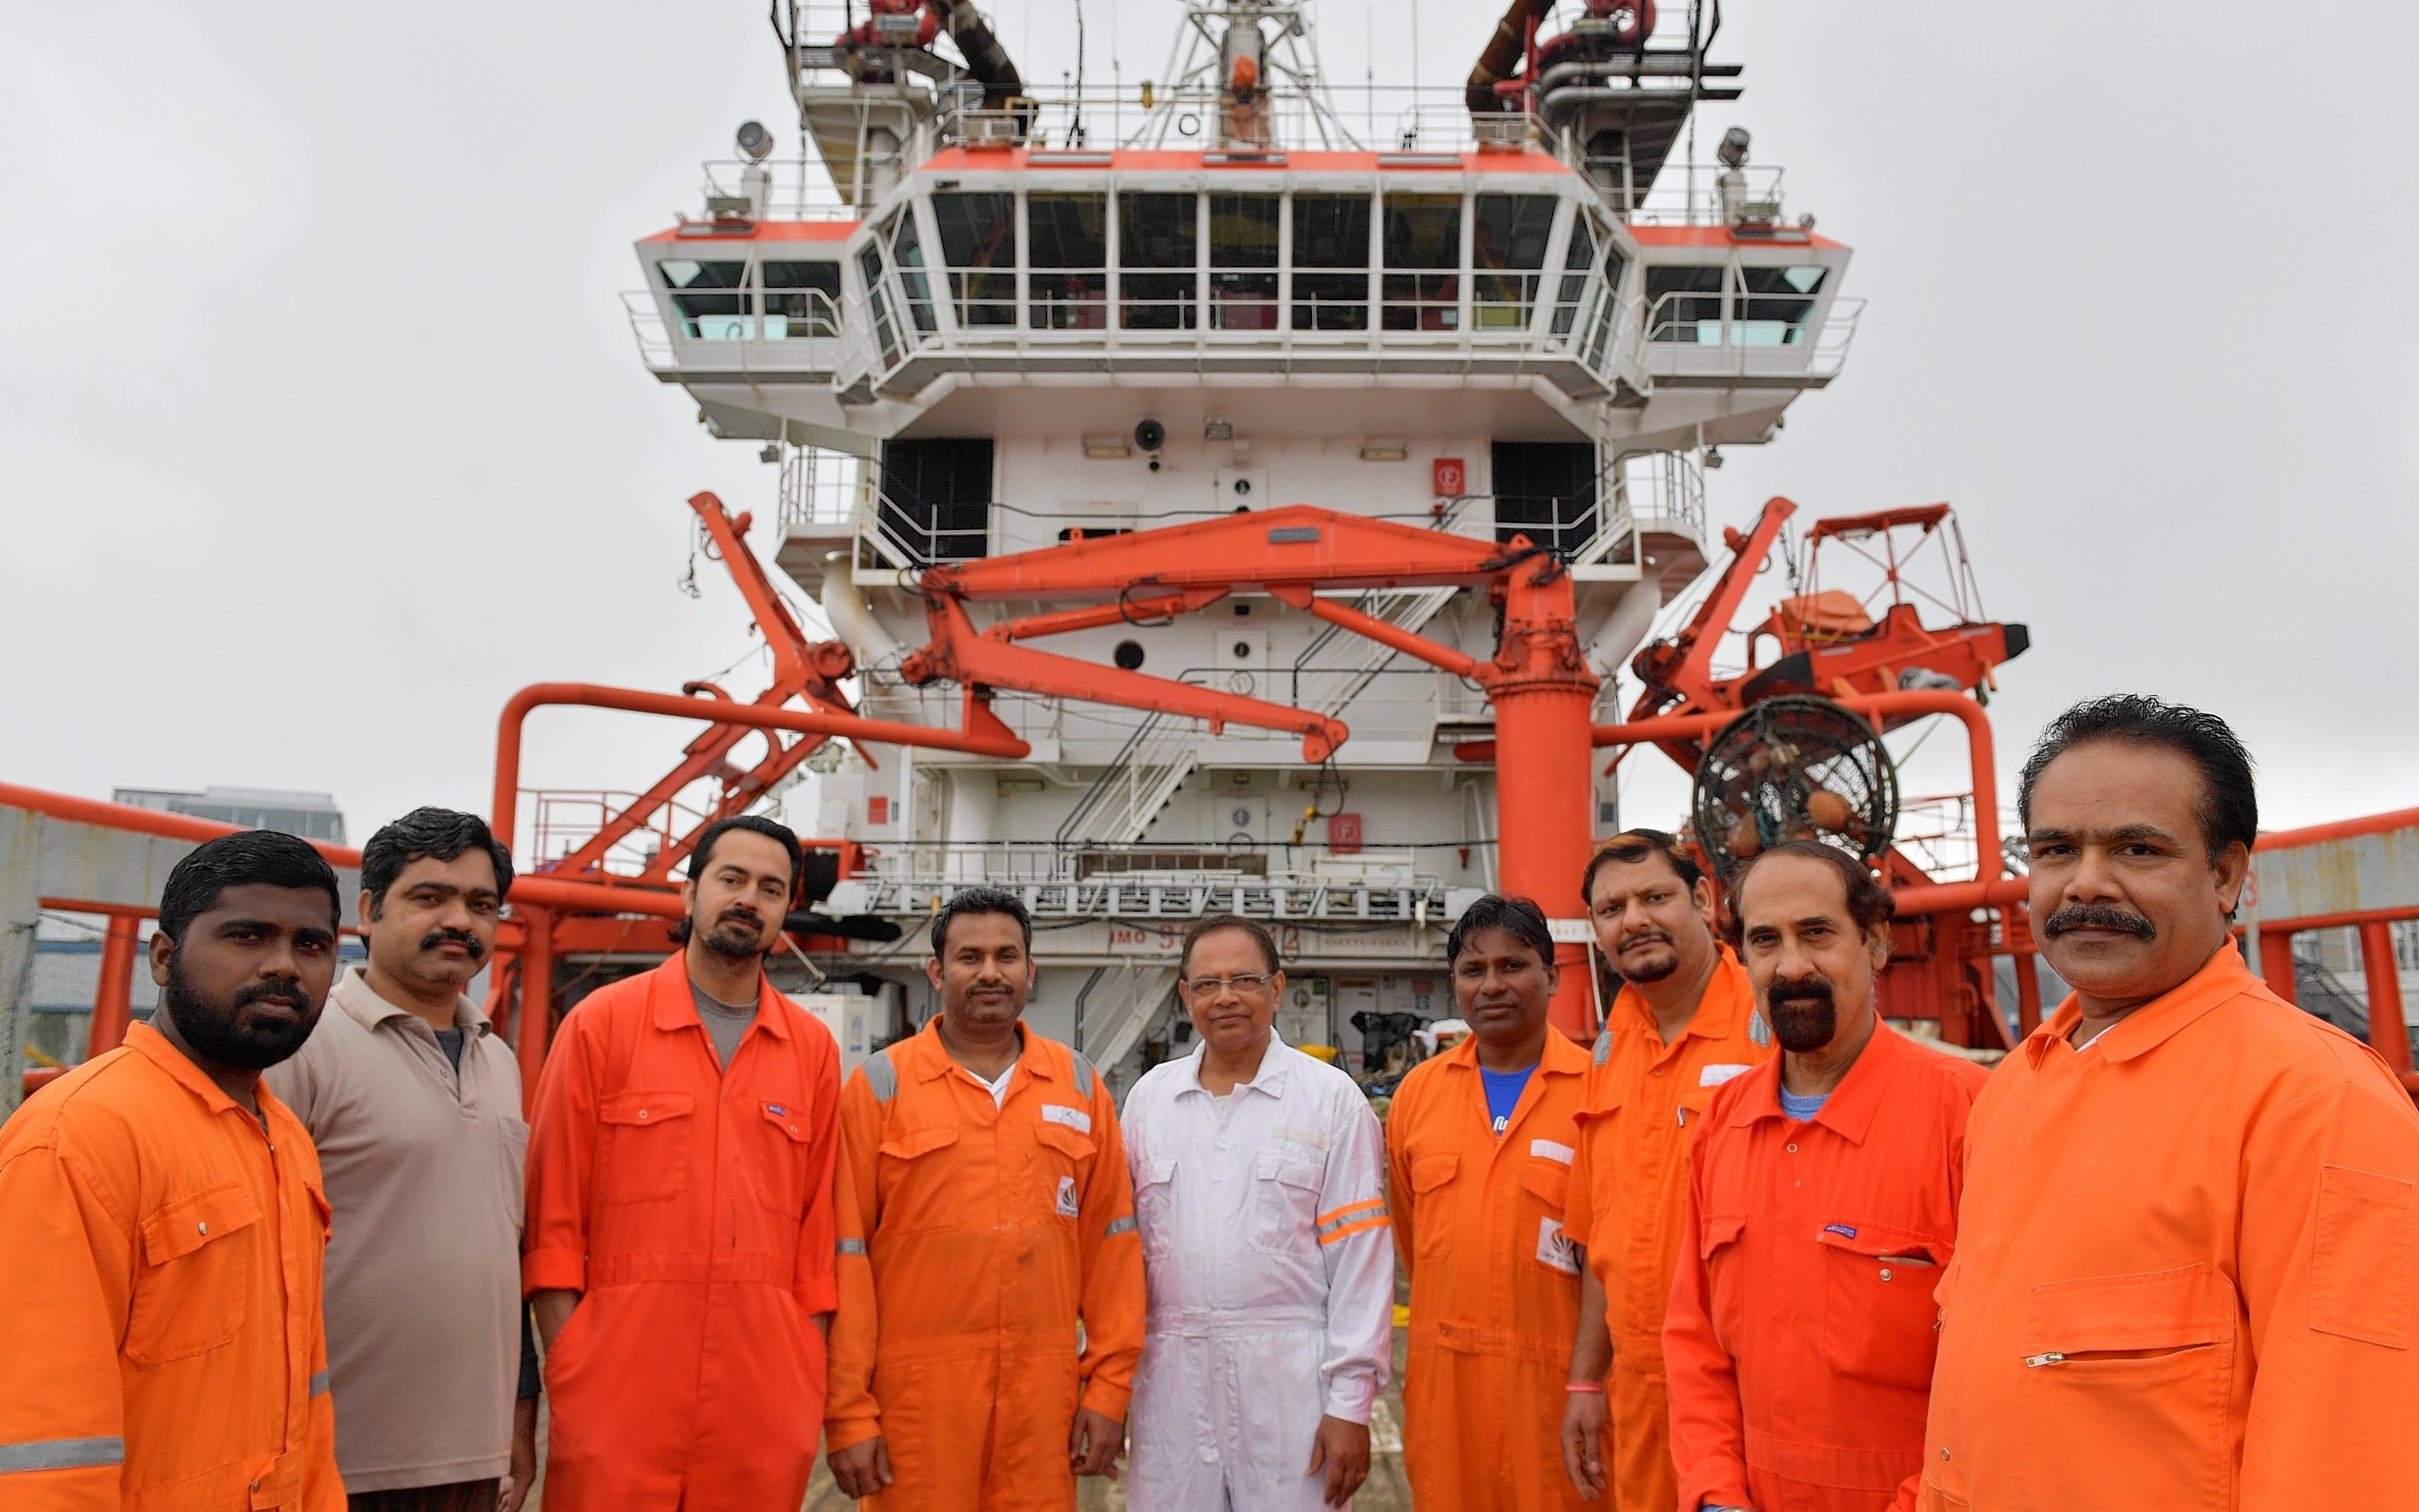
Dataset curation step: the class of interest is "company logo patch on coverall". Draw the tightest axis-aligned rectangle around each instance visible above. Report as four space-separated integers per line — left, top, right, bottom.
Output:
1537 1216 1582 1275
1056 1175 1080 1217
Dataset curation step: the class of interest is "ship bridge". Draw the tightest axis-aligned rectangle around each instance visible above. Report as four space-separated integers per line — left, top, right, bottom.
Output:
628 140 1855 462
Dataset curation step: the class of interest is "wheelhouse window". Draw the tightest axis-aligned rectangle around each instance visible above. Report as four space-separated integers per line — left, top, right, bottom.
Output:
1734 264 1827 345
1550 216 1595 338
1119 192 1198 330
760 260 841 337
1208 194 1280 332
890 213 937 334
1383 194 1461 331
1471 194 1555 330
658 259 748 338
1584 239 1628 369
932 192 1017 327
1290 193 1370 331
1645 265 1725 343
858 241 901 367
1027 193 1107 330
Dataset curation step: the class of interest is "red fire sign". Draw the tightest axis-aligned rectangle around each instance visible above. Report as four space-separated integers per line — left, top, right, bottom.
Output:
1432 458 1466 497
868 795 890 826
1328 812 1363 853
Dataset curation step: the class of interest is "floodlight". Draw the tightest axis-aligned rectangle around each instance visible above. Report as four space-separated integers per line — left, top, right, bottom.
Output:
737 120 774 161
1717 127 1751 168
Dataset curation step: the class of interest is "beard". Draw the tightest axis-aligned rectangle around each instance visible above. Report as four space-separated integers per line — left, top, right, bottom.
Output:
159 952 320 1071
1764 975 1838 1054
700 906 769 960
1615 930 1679 984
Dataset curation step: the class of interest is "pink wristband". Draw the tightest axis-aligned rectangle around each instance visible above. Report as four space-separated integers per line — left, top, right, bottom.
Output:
1565 1381 1606 1394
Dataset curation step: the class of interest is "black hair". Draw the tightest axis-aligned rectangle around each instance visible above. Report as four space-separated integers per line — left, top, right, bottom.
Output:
1581 827 1705 904
1445 893 1556 968
1179 914 1281 975
359 807 514 915
158 829 343 943
1723 840 1896 946
929 885 1034 957
2018 694 2258 861
687 815 806 900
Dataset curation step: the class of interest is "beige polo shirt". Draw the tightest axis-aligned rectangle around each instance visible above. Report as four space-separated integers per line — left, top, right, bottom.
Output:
264 966 527 1492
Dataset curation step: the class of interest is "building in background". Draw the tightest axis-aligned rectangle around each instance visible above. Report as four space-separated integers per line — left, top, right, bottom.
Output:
112 786 348 845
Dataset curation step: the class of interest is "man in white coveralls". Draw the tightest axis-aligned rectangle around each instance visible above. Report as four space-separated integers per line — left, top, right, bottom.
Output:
1122 915 1395 1509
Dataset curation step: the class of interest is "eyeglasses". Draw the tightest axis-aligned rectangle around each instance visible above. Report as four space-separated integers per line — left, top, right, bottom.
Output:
1181 972 1276 997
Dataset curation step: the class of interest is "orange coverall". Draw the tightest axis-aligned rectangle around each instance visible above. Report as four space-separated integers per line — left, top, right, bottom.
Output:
1923 942 2419 1508
826 1020 1145 1511
522 956 842 1512
0 1022 340 1511
1387 1028 1596 1510
1563 945 1771 1512
1664 1022 1987 1512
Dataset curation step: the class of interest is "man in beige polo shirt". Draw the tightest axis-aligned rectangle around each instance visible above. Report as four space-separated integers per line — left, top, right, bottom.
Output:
266 807 537 1512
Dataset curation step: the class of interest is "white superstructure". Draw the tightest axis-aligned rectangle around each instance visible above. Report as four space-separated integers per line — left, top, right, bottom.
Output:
622 0 1857 1084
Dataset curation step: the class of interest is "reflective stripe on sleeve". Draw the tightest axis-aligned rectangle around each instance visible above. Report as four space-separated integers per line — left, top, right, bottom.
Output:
836 1236 869 1256
0 1436 126 1473
1068 1049 1097 1100
1104 1215 1137 1236
862 1050 899 1103
1316 1199 1390 1245
309 1369 330 1398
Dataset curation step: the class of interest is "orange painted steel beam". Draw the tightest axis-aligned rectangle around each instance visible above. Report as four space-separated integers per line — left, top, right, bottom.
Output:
2360 921 2413 1078
917 502 1529 599
489 681 1029 854
1265 585 1485 680
2258 929 2299 1005
2254 807 2419 850
994 587 1229 641
517 907 553 1119
89 916 141 1056
904 596 1349 763
1628 497 1798 719
1 782 364 868
2252 903 2419 935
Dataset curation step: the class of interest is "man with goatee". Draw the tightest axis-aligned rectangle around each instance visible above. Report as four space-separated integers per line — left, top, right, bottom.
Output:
0 830 344 1510
1921 696 2419 1508
523 815 843 1511
1560 831 1772 1511
1661 841 1986 1512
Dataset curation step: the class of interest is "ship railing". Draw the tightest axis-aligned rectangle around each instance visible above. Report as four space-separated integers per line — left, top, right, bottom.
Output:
1640 288 1862 380
1618 450 1707 544
851 838 1458 897
692 156 862 223
620 290 850 382
1626 163 1792 229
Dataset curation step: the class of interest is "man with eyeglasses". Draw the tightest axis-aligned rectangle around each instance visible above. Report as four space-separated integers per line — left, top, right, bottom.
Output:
1119 916 1393 1511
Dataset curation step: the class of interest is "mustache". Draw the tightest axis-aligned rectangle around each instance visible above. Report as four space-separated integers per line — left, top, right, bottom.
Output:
1615 929 1671 951
2042 905 2156 941
1765 975 1836 1010
233 980 310 1013
420 928 487 960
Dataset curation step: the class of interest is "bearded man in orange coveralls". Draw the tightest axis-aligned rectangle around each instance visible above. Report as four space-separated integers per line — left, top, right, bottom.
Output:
523 815 842 1512
1388 893 1594 1510
824 887 1145 1510
1560 830 1772 1512
1661 842 1987 1512
1923 695 2419 1508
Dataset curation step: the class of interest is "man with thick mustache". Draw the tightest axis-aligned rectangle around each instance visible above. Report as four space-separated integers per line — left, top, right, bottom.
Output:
0 829 344 1510
1921 695 2419 1509
1659 842 1986 1512
523 815 843 1511
1559 830 1771 1511
266 809 538 1512
825 887 1143 1510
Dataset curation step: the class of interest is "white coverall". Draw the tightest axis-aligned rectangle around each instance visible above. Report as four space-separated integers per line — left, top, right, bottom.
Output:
1122 1032 1395 1511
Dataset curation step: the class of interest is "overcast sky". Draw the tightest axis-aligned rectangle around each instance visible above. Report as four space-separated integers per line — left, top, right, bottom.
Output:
5 0 2413 852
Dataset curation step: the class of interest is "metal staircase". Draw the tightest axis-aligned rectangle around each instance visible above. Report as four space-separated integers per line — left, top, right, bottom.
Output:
1075 962 1180 1092
1055 712 1201 849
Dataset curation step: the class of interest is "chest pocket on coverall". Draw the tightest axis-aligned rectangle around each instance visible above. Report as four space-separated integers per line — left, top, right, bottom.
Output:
754 1099 816 1216
1522 1154 1576 1275
599 1090 695 1204
1819 1222 1944 1389
127 1182 263 1366
1133 1157 1176 1263
877 1124 963 1236
1035 1118 1096 1223
1248 1150 1323 1257
1409 1151 1460 1258
1700 1213 1750 1347
2015 1264 2237 1506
